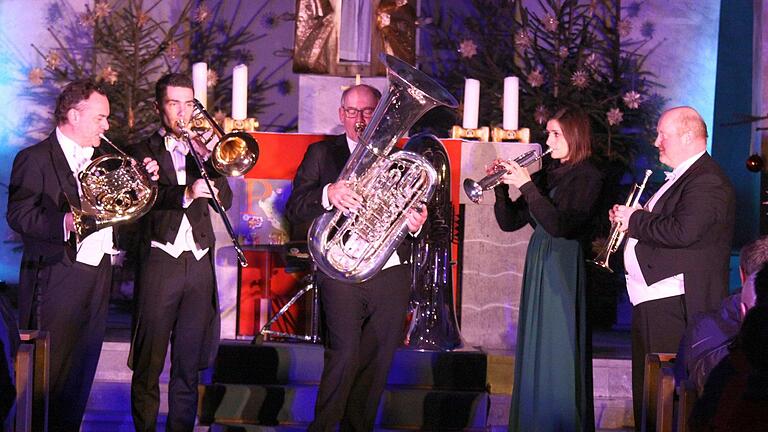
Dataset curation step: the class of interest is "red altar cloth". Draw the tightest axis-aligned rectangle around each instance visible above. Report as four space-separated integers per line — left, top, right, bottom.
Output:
237 132 463 338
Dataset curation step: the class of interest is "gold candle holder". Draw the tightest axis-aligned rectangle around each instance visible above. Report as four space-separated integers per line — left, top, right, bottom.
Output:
491 127 531 143
451 125 490 142
224 117 260 133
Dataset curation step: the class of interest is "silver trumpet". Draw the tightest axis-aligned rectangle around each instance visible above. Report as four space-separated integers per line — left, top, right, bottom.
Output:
463 148 552 204
588 169 653 272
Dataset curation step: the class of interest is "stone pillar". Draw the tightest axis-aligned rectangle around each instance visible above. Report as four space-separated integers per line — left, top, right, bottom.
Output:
458 141 542 350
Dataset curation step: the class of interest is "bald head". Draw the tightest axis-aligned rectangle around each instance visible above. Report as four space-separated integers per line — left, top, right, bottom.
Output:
338 84 381 142
654 106 708 168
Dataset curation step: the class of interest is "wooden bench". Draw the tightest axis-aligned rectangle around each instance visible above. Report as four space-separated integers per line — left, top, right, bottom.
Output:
15 330 49 432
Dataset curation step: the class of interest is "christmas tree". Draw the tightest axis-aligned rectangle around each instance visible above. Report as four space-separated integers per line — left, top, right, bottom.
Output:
27 0 294 145
420 0 665 166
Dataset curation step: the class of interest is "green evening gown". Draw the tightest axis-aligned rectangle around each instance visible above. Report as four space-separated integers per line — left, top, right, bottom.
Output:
494 160 602 432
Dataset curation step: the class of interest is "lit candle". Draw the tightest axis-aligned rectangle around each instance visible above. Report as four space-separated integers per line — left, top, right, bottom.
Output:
462 78 480 129
503 76 519 131
232 64 248 120
192 62 208 109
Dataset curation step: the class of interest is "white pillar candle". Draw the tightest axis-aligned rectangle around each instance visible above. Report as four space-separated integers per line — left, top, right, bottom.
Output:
232 64 248 120
462 78 480 129
192 62 208 109
503 76 519 130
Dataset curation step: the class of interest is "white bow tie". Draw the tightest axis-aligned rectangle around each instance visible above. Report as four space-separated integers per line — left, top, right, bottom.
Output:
164 136 189 155
664 171 675 181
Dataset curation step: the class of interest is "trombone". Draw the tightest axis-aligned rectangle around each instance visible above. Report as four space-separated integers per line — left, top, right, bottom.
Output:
588 169 653 272
176 100 260 267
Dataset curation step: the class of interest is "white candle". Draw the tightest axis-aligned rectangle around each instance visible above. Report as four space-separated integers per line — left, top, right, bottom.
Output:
462 78 480 129
232 64 248 120
192 62 208 109
503 76 519 130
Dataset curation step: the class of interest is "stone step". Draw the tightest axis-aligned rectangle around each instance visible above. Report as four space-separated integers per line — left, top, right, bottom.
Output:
84 340 635 430
200 382 489 429
214 340 487 390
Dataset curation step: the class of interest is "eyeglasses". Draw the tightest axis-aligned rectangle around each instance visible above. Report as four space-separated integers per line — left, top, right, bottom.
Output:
342 106 375 118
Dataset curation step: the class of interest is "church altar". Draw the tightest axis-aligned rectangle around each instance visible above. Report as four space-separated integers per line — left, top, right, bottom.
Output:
212 131 541 351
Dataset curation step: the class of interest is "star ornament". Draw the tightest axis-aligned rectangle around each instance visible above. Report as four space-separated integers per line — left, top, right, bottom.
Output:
459 39 478 58
45 51 61 69
207 70 219 88
193 4 210 24
544 14 559 32
534 105 549 124
28 67 45 86
623 91 643 109
93 1 112 19
515 30 532 50
607 107 624 126
571 70 589 89
618 19 633 38
528 69 545 88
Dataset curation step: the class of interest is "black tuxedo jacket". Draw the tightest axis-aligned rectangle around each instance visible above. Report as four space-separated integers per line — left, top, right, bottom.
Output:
628 153 736 318
127 132 233 251
7 132 113 326
285 134 415 264
127 131 233 368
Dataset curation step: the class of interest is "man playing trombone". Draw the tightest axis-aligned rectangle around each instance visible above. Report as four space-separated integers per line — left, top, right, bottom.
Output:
127 73 232 431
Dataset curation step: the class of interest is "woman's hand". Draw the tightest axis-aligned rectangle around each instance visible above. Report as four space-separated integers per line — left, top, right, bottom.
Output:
498 161 532 189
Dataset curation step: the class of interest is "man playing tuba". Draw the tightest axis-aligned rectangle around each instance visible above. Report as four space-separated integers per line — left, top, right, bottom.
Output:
285 84 428 431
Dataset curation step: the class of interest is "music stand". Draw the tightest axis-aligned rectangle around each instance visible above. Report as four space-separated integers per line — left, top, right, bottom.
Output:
253 242 321 344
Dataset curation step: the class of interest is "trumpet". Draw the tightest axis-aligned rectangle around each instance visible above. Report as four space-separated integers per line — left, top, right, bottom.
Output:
463 148 552 204
588 169 653 272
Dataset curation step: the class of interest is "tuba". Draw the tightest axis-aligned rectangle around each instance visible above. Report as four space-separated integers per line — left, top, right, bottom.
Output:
307 55 458 282
403 134 462 351
72 134 157 242
588 169 652 272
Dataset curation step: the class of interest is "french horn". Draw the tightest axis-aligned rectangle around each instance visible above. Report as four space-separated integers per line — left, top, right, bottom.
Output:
72 134 157 242
307 55 458 282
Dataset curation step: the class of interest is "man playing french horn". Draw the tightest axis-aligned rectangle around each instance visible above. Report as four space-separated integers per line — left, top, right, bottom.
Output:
6 79 159 431
285 84 428 431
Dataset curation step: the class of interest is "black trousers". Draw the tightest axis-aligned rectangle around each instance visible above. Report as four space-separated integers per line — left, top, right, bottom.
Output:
308 265 411 432
130 249 215 432
631 295 687 431
27 254 112 432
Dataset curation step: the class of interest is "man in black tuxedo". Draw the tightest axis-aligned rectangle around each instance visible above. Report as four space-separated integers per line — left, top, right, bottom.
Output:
612 106 736 429
127 73 231 431
286 84 428 431
7 79 158 430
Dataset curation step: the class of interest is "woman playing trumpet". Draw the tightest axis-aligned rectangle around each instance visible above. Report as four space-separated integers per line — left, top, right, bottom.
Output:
493 107 603 432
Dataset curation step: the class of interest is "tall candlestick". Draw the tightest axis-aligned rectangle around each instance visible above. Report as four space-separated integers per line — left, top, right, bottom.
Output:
462 78 480 130
503 76 519 131
232 64 248 120
192 62 208 109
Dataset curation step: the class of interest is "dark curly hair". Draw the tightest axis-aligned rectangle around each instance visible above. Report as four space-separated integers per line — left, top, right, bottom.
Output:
54 79 107 126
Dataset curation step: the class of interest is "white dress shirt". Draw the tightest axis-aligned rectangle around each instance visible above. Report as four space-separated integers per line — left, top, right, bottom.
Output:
624 151 706 306
57 128 118 266
149 133 208 261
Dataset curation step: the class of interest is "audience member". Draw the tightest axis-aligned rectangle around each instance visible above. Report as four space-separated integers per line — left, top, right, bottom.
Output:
689 305 768 431
676 236 768 393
